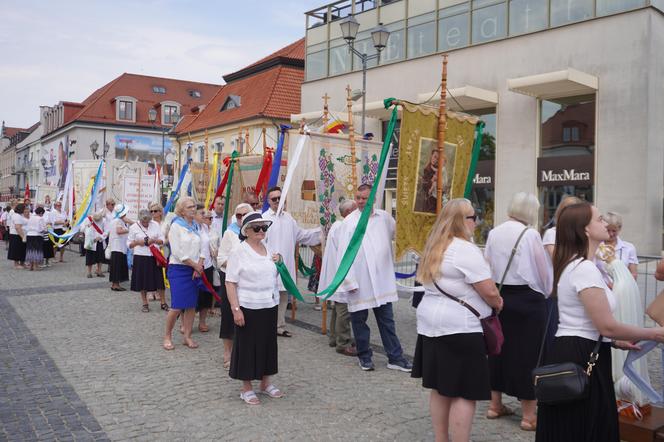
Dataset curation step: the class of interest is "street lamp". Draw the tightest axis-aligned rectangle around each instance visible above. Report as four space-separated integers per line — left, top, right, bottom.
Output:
103 142 110 158
90 140 99 159
339 16 390 137
40 157 47 184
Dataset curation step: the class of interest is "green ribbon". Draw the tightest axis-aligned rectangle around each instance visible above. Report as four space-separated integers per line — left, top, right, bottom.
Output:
276 98 399 300
222 151 239 232
463 121 485 199
297 255 315 277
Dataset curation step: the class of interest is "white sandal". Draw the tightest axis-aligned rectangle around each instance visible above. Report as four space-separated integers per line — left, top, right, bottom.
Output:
240 390 260 405
259 384 283 398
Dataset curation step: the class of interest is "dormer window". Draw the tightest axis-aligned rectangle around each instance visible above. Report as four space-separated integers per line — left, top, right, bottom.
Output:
160 101 181 125
115 96 137 122
152 86 166 94
189 90 201 98
221 95 241 111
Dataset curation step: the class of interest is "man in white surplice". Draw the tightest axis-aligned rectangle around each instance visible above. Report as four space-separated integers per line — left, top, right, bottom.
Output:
263 186 321 337
320 199 357 357
338 184 412 372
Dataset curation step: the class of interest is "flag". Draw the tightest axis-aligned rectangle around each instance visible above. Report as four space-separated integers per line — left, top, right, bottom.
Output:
24 181 30 199
324 120 346 134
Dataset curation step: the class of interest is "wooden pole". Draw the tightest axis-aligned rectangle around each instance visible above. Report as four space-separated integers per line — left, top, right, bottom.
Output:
245 128 250 153
299 118 306 135
436 55 449 214
322 92 330 128
346 85 357 188
262 127 267 151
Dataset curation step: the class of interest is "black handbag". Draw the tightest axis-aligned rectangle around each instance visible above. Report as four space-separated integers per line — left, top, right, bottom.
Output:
531 306 603 405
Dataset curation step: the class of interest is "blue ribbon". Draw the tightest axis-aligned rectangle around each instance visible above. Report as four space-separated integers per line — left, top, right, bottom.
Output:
164 159 190 215
395 270 417 279
227 221 240 235
171 216 199 235
623 340 664 406
261 125 290 212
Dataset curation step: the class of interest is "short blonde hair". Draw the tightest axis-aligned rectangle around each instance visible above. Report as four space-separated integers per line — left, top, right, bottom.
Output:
148 202 163 212
507 192 539 226
605 211 623 228
174 196 195 217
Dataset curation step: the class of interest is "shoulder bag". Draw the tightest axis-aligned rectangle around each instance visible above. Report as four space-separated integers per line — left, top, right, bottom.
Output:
531 306 602 405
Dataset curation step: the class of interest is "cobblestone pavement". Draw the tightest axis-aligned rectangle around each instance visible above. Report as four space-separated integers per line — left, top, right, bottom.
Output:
0 248 538 441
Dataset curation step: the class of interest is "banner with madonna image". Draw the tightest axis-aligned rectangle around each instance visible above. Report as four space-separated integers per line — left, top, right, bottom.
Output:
395 102 478 259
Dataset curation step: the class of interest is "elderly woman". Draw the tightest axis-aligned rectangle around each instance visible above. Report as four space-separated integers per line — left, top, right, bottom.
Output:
216 203 252 369
484 192 552 431
163 197 204 350
84 211 106 278
195 206 215 332
412 198 503 441
601 211 638 280
49 200 68 263
7 203 26 268
108 204 132 291
128 209 166 312
226 211 282 405
25 206 46 271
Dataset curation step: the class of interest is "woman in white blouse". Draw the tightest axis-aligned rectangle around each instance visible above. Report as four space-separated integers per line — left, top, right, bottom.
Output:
412 198 503 442
194 206 215 333
536 202 664 441
226 211 283 405
7 203 27 268
49 200 68 263
25 206 46 270
108 204 132 291
163 197 204 351
128 209 166 312
216 203 252 370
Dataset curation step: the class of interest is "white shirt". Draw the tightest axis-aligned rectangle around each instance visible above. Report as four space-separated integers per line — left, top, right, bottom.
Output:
319 220 354 303
49 209 67 228
556 258 616 342
25 216 46 237
84 220 104 250
211 211 225 234
168 221 203 265
417 238 493 337
127 221 164 257
0 211 8 226
263 208 321 291
225 241 279 309
10 212 24 235
542 227 556 247
199 224 214 269
484 220 552 297
108 218 129 253
339 208 398 313
217 227 241 272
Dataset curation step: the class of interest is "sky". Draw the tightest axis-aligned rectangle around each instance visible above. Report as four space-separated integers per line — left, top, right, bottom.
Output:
0 0 325 128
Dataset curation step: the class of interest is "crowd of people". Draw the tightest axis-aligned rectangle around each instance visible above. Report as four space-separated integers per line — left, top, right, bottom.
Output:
1 185 659 442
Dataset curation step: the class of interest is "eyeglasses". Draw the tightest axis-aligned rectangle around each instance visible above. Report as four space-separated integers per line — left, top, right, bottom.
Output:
251 225 269 233
236 212 248 217
466 215 477 222
150 209 160 213
270 196 281 202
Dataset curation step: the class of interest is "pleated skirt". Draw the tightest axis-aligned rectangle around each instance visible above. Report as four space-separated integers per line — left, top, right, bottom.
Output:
196 266 215 311
85 242 105 266
229 305 278 381
218 271 234 340
7 234 26 262
167 264 198 310
412 333 490 400
25 236 43 263
108 251 129 283
42 237 55 259
130 255 165 292
536 336 618 442
489 284 546 400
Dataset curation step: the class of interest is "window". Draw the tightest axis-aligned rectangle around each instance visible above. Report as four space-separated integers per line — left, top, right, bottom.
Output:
152 86 166 94
509 0 547 36
439 4 470 51
407 13 436 58
329 40 351 76
306 50 328 81
381 21 405 64
596 0 645 16
188 90 201 98
163 105 179 124
221 95 241 111
550 0 593 27
352 31 379 71
118 100 134 121
472 0 507 44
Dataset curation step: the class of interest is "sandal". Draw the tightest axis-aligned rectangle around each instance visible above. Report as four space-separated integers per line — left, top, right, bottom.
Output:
259 384 283 398
141 304 149 313
486 405 514 419
240 390 260 405
277 330 293 338
198 324 209 333
160 303 169 311
520 419 537 431
223 360 231 370
163 339 175 351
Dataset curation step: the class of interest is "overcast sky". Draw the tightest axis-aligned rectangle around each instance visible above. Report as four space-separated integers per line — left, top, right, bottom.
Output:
0 0 324 128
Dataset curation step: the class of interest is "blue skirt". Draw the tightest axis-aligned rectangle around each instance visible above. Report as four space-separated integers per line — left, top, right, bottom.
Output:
167 264 198 310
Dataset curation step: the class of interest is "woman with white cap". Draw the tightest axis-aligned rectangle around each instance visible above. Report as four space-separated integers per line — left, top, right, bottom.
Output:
226 211 283 405
108 203 132 291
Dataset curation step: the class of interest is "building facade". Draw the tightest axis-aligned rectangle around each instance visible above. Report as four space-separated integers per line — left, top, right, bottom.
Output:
298 0 664 254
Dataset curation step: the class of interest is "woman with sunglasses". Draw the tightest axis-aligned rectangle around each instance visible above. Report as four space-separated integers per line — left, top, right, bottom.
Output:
225 211 282 405
484 192 552 431
194 206 215 333
216 203 252 369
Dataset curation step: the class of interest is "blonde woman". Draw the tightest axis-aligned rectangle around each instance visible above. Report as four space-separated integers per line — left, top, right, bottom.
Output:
602 211 638 280
412 198 503 442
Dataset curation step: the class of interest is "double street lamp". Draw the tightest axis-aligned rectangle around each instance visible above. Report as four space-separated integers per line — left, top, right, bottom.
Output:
339 15 390 137
89 140 110 160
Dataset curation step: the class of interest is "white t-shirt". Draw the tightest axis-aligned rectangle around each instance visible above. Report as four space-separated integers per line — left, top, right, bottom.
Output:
10 212 25 235
556 258 616 342
542 227 556 246
417 238 493 337
25 216 46 237
127 221 163 257
168 221 203 265
225 241 279 310
108 218 129 253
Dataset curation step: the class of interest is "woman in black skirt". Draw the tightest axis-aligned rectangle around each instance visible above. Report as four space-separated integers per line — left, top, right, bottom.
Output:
484 192 552 431
7 203 27 268
49 200 68 263
24 206 46 271
536 202 664 442
128 209 166 312
413 199 503 441
225 211 282 406
108 204 132 291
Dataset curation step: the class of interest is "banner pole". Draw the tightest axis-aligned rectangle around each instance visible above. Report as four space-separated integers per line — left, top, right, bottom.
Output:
436 54 449 214
346 85 358 188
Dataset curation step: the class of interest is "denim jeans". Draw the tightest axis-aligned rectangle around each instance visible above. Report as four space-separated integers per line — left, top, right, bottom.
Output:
350 302 404 363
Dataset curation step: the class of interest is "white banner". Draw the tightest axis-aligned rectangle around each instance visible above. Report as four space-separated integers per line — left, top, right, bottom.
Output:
122 175 155 221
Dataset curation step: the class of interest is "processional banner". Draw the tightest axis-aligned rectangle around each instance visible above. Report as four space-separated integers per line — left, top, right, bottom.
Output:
395 103 478 258
287 131 382 231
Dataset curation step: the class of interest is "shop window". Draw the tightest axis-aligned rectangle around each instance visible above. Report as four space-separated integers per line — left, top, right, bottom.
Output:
306 50 327 81
472 1 507 44
407 13 436 58
596 0 645 16
508 0 547 36
438 4 470 51
550 0 593 27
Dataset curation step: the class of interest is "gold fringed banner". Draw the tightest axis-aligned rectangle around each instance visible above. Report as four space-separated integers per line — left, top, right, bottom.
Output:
395 103 478 259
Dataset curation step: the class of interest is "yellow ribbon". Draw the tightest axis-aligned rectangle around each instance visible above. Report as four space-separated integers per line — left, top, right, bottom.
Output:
48 176 95 246
204 152 219 208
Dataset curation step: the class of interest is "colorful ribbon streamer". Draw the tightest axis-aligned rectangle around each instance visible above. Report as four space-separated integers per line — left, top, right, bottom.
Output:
221 152 238 232
297 255 315 277
254 148 273 199
275 99 399 300
163 159 191 215
261 125 289 212
204 152 220 208
209 152 237 210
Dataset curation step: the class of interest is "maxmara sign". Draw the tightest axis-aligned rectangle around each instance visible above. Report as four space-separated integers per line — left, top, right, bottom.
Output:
537 155 594 187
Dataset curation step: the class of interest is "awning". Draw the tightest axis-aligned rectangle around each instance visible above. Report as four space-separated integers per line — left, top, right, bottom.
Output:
293 100 401 124
508 68 598 99
416 86 498 111
290 110 325 124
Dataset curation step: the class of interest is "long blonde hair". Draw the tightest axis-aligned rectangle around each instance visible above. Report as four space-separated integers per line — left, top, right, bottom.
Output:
416 198 474 284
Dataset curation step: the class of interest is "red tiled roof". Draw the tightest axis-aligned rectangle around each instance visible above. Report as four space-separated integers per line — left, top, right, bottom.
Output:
2 126 25 138
48 73 221 135
225 38 305 80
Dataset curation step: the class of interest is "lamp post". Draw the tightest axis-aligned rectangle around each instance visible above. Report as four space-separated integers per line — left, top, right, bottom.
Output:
339 16 390 137
40 157 47 184
103 142 110 159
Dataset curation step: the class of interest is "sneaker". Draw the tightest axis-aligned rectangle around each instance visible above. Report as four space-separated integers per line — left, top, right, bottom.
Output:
359 360 375 371
387 358 413 373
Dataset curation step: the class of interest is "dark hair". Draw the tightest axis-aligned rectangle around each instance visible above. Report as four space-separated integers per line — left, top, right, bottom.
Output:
35 207 45 215
357 183 372 192
552 202 593 296
15 204 25 214
196 204 205 210
267 186 281 196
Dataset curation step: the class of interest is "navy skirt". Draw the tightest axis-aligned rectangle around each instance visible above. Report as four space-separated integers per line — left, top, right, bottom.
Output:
167 264 198 310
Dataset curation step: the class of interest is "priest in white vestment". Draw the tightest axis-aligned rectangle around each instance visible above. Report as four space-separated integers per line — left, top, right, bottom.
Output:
338 184 412 372
263 186 321 337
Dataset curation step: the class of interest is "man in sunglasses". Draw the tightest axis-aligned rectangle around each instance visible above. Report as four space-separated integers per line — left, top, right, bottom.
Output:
262 186 321 337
